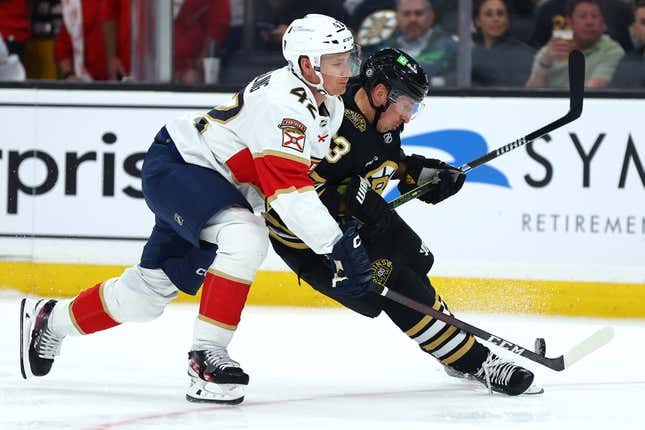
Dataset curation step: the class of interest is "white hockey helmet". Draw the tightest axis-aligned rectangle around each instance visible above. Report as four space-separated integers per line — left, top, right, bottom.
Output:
282 14 361 94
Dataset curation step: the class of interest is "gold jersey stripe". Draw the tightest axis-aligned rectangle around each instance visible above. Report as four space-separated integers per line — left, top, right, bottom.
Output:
198 314 237 330
309 170 327 184
422 325 458 352
268 230 310 249
263 212 296 236
266 185 315 204
441 335 476 365
252 149 310 166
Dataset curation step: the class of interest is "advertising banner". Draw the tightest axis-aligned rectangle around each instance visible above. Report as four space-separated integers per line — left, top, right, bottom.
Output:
1 89 643 284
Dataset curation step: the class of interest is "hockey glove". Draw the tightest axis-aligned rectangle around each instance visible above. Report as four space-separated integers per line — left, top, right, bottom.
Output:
326 221 374 297
397 154 466 204
343 175 394 235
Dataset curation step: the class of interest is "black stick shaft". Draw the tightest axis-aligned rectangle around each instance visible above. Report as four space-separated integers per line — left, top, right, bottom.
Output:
374 285 565 371
390 50 585 209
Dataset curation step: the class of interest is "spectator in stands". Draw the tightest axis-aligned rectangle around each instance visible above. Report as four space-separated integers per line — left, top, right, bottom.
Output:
505 0 539 45
375 0 458 87
0 33 26 80
101 0 130 81
610 0 645 87
56 0 106 80
526 0 624 88
23 0 62 80
0 0 30 62
529 0 634 51
173 0 231 84
220 0 244 64
255 0 348 51
471 0 535 86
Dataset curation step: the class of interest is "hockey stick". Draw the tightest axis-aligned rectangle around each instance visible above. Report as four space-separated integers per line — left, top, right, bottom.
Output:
374 284 613 371
389 49 585 210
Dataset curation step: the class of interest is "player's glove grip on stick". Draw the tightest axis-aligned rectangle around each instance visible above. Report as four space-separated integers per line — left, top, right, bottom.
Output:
326 221 374 297
398 154 465 204
344 175 393 234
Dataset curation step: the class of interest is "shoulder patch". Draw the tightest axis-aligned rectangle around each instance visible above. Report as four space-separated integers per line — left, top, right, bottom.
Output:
344 108 366 132
279 118 307 133
279 118 306 153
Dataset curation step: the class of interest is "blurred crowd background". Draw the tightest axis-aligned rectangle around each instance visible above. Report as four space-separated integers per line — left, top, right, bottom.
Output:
0 0 644 89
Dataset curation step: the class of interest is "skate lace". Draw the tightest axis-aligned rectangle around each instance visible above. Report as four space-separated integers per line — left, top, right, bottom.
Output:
204 347 240 370
36 327 63 359
476 354 517 394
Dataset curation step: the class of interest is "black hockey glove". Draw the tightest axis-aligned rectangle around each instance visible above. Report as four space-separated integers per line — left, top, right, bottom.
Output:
343 175 394 235
397 154 466 205
326 221 374 297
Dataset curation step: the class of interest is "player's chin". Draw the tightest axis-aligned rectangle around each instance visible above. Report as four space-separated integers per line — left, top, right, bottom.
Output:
325 79 349 96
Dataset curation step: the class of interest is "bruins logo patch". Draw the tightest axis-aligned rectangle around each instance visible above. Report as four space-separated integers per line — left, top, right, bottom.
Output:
372 258 393 286
344 108 366 132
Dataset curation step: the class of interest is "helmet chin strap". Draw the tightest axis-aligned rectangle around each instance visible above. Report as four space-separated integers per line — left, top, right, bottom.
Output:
294 60 328 98
309 70 328 96
366 89 389 127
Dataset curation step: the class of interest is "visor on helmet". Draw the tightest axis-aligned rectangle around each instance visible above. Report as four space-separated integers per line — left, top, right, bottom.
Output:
318 44 362 78
387 87 425 119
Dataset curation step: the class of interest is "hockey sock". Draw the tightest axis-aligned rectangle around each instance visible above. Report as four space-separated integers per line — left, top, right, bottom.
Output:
69 282 120 335
198 271 251 330
384 267 488 373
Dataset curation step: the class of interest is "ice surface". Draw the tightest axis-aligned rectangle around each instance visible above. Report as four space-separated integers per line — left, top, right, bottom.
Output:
1 296 643 430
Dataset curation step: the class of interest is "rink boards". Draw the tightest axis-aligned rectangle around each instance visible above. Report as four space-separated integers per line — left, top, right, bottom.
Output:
0 88 643 317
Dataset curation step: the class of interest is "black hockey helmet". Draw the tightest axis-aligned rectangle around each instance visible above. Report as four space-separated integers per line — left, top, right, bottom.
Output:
360 48 430 104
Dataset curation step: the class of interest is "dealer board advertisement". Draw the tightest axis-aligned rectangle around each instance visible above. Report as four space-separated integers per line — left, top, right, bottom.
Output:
0 89 643 283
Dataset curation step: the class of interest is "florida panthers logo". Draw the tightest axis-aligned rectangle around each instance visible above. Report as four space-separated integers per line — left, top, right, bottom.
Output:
279 118 307 152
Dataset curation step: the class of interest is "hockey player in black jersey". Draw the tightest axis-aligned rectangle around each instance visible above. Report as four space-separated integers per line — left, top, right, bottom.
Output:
265 48 540 396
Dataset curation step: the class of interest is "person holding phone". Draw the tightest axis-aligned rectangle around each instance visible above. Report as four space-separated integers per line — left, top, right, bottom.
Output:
526 0 624 89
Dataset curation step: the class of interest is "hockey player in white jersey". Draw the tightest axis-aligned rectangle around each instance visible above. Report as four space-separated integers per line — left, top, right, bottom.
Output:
20 14 371 404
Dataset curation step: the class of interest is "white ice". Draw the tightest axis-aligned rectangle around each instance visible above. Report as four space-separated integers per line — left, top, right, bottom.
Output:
1 294 643 430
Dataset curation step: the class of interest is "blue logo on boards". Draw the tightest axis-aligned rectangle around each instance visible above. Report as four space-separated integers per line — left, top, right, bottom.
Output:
385 129 510 201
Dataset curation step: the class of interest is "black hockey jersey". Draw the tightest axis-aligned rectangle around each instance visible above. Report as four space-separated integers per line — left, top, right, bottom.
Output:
265 79 404 249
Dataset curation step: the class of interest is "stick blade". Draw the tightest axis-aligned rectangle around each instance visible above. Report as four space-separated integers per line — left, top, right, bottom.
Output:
563 326 614 369
568 50 585 118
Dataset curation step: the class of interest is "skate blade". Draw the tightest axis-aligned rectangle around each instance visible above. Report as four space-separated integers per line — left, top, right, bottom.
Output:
19 298 34 379
185 393 245 405
521 384 544 395
186 379 245 404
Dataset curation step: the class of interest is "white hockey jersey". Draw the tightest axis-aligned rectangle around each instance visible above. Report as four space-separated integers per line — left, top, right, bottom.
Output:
165 66 344 254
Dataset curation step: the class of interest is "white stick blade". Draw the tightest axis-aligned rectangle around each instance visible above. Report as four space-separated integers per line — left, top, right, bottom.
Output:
563 326 614 368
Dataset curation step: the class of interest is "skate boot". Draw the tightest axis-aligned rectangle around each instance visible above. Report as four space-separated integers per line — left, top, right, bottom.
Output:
443 364 474 380
20 298 65 379
469 352 536 396
186 347 249 404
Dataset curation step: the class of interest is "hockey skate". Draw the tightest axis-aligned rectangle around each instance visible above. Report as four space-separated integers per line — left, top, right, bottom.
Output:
20 298 65 379
469 352 541 396
443 364 474 380
186 348 249 404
